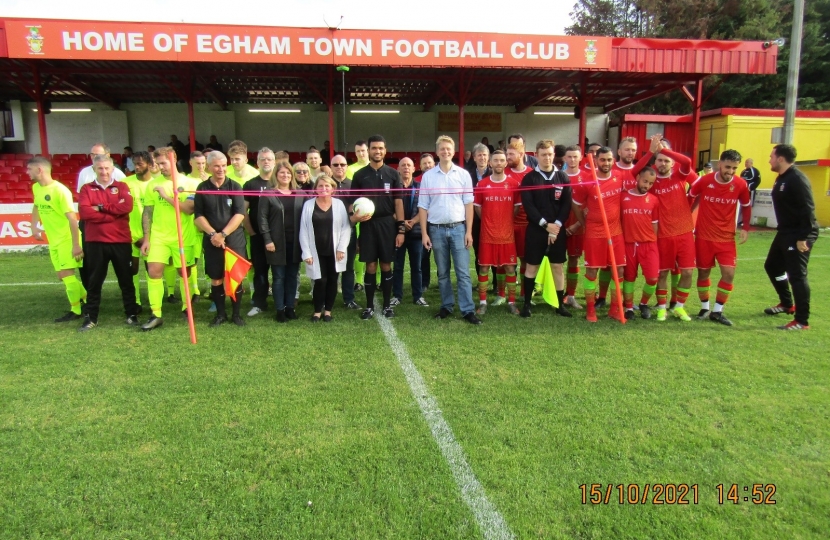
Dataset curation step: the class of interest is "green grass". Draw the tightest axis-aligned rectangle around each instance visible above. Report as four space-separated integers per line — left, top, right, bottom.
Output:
1 231 828 539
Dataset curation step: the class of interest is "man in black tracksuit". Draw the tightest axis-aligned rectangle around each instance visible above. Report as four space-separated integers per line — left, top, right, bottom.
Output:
763 144 819 330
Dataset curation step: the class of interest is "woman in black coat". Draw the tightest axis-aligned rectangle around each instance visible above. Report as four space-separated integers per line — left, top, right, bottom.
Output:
257 162 306 322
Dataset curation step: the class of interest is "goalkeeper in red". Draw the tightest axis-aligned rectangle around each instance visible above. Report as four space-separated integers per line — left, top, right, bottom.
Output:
473 150 521 315
688 149 751 326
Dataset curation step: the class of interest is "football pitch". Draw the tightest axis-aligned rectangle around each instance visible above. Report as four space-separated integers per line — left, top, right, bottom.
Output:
1 230 827 539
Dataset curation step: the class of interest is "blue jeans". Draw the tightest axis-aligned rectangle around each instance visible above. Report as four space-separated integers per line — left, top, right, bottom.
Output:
429 223 474 315
393 236 423 301
271 261 300 311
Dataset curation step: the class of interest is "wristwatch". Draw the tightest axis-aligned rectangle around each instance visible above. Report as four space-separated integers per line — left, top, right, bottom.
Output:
539 218 548 229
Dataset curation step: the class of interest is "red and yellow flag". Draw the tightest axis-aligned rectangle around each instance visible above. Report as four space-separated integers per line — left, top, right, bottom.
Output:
224 247 252 301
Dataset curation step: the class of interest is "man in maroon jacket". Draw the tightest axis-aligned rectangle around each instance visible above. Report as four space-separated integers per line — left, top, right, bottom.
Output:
77 155 139 331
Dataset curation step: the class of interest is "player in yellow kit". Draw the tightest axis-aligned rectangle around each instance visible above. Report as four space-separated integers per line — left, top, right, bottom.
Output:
122 150 154 312
28 156 87 322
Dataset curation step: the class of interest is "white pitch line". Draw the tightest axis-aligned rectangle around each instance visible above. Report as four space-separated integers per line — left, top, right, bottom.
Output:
374 301 514 540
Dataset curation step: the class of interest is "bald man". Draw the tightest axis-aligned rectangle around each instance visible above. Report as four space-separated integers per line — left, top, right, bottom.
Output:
391 157 428 307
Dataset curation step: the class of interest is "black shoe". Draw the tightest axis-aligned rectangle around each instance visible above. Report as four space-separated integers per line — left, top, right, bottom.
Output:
209 315 226 327
311 314 321 323
344 301 362 310
54 311 83 323
126 315 140 325
594 298 607 309
382 306 395 318
141 315 164 331
639 304 652 319
135 305 143 315
191 294 201 304
285 307 298 320
361 308 375 320
520 305 532 318
389 298 401 307
669 300 677 310
78 317 97 332
232 315 245 326
181 309 190 319
709 311 733 326
276 310 288 323
555 306 573 318
323 314 333 322
166 294 177 304
463 312 483 325
354 283 364 292
696 308 711 320
433 307 452 319
624 310 635 321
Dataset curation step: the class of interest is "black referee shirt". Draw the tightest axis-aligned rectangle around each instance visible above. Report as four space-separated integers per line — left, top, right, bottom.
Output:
243 176 270 234
351 163 402 218
194 176 246 241
771 166 819 238
521 168 572 227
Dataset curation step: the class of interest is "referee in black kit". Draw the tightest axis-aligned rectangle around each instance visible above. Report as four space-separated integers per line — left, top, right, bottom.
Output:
194 151 247 327
763 144 820 331
519 139 572 318
349 134 405 320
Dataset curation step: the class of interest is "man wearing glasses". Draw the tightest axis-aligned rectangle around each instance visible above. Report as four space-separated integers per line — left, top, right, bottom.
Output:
330 155 361 310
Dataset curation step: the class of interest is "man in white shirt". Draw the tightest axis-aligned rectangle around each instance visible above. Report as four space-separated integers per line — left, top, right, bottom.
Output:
77 143 126 193
419 135 481 325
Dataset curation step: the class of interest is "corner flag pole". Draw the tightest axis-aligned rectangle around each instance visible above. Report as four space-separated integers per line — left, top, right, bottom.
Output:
170 151 198 344
586 154 625 324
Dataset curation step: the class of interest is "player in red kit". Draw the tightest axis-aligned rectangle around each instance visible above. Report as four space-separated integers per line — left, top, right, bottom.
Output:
631 135 698 322
688 149 751 326
572 146 625 322
596 136 640 308
474 150 521 315
505 140 534 305
621 167 660 320
563 145 585 309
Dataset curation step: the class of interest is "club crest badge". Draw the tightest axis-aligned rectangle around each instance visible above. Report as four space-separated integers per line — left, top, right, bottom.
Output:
26 27 44 55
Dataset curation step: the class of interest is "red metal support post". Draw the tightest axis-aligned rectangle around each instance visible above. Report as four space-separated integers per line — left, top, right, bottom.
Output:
327 67 335 161
32 65 49 155
691 79 703 169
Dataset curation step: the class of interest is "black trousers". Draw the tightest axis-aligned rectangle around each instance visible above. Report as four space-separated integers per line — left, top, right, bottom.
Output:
85 241 138 322
313 254 339 313
764 231 818 325
249 233 270 309
78 221 90 289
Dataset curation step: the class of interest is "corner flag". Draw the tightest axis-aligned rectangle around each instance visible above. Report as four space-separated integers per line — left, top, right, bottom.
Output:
224 247 251 301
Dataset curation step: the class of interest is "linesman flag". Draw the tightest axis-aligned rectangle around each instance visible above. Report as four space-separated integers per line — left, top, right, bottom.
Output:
533 256 560 308
224 247 252 301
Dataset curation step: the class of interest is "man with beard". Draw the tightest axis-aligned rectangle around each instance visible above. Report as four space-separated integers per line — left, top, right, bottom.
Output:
562 145 585 309
572 146 626 322
243 148 276 316
621 167 660 320
123 151 154 312
688 149 751 326
349 135 405 319
631 135 699 322
506 140 534 304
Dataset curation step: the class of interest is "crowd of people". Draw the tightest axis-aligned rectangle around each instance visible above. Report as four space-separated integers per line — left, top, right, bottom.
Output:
27 131 819 332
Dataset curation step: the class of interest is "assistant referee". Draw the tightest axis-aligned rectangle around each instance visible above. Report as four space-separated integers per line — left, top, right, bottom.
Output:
194 151 247 327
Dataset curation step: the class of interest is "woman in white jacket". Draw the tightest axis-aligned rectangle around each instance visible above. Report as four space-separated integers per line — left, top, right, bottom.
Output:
300 176 352 322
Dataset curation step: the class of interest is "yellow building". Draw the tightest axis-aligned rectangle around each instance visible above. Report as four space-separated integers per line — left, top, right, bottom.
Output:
697 108 830 226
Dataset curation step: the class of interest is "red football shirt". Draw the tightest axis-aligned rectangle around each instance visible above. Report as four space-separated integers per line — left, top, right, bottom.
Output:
689 172 751 242
565 170 584 232
572 174 624 238
474 175 521 244
507 165 533 227
650 172 697 238
613 162 637 190
621 189 659 243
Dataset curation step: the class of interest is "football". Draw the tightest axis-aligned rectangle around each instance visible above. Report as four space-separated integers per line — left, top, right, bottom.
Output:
352 197 375 218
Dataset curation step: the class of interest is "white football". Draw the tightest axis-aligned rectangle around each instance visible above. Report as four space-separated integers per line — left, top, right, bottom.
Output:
353 197 375 218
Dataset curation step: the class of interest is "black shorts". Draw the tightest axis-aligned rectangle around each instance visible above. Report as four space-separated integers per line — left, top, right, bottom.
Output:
203 232 247 281
524 225 567 266
358 215 396 264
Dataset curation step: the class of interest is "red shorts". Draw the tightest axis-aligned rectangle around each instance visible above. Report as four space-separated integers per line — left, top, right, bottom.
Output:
478 242 517 267
658 232 696 271
583 234 626 269
567 233 584 258
513 226 526 259
696 237 737 269
624 241 659 282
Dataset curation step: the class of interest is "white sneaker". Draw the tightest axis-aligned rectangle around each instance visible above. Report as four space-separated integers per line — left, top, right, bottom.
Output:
565 296 583 310
247 307 262 317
